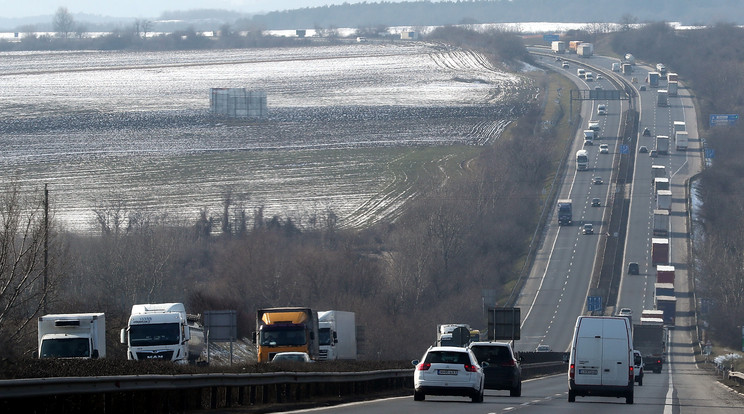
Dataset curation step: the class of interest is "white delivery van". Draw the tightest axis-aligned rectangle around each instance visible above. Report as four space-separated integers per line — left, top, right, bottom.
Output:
568 316 634 404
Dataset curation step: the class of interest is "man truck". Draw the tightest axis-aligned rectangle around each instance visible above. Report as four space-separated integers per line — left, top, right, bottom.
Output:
121 303 192 362
557 199 573 225
317 310 357 360
255 307 319 362
38 313 105 359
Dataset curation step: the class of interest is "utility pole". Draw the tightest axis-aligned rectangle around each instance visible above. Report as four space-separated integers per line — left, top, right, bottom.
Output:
44 184 48 313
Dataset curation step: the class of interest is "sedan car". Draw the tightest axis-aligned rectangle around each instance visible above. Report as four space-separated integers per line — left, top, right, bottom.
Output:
638 145 649 153
599 144 609 154
628 262 640 275
469 342 521 396
412 346 485 403
591 197 601 207
271 352 313 363
592 176 603 185
536 344 552 352
582 223 594 235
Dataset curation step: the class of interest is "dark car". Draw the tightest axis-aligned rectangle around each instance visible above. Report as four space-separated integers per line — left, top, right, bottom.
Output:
468 342 522 396
643 127 651 136
591 198 601 207
638 145 649 153
628 262 640 275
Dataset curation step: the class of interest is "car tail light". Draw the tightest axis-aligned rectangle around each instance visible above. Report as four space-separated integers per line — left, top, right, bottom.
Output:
657 359 662 364
629 366 634 381
418 363 431 371
464 364 478 372
501 359 516 367
569 363 575 379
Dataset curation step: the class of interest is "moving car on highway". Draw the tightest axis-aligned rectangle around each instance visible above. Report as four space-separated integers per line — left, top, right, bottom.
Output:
469 341 522 396
412 346 486 403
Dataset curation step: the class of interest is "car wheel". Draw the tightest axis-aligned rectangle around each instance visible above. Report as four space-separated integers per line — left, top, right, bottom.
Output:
638 376 643 386
510 381 522 397
626 390 634 404
413 390 425 401
568 389 576 402
472 388 484 403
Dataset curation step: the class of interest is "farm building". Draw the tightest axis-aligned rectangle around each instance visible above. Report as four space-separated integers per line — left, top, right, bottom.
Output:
210 88 267 119
400 31 419 40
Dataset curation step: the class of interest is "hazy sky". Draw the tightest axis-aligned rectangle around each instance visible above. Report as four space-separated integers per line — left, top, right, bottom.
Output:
2 1 405 19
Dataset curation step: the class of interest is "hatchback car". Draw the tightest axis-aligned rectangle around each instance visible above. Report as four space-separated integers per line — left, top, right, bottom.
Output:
582 223 594 235
591 198 601 207
592 176 603 185
562 62 569 68
643 127 651 136
650 150 658 157
412 346 486 403
628 262 639 275
638 145 648 153
536 344 552 352
640 85 647 91
271 352 313 363
633 350 644 386
599 144 609 154
469 342 521 396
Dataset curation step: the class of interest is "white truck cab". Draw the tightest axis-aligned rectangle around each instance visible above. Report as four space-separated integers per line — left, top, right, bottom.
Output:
121 303 191 362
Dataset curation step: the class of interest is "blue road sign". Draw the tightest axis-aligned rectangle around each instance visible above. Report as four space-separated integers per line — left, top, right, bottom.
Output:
543 34 560 42
710 114 738 127
620 145 629 154
587 296 602 312
705 148 715 159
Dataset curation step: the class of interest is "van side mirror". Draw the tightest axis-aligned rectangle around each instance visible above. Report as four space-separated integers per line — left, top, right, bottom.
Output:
92 349 99 359
120 328 126 344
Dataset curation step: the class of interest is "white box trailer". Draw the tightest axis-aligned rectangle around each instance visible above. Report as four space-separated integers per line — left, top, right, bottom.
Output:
675 131 689 150
552 41 566 53
38 313 106 359
318 310 357 360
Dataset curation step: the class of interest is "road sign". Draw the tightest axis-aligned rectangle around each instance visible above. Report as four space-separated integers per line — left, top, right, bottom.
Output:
619 145 629 154
705 148 715 159
543 34 560 42
587 296 602 312
709 114 738 127
488 307 521 341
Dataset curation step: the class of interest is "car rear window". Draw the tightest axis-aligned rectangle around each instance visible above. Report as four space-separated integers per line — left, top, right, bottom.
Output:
424 351 472 364
470 346 512 364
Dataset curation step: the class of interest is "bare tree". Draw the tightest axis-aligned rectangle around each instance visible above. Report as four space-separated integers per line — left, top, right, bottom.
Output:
53 7 75 39
0 182 61 356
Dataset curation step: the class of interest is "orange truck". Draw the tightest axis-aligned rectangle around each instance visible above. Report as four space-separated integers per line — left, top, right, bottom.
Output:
255 307 319 362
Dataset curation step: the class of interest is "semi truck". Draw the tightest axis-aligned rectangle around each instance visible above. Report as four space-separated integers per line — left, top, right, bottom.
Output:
656 135 670 155
624 53 636 65
38 313 105 359
437 323 471 347
654 177 670 192
121 303 192 362
577 43 593 57
632 323 666 373
655 296 677 326
622 63 632 74
317 310 357 360
647 71 660 88
667 81 678 96
654 283 675 298
655 63 667 77
557 199 573 225
569 40 583 53
651 165 666 182
667 72 678 82
656 265 676 284
651 238 669 265
551 41 566 54
612 62 620 72
656 190 672 211
653 209 670 237
657 89 668 107
675 131 688 150
576 150 589 171
255 307 319 362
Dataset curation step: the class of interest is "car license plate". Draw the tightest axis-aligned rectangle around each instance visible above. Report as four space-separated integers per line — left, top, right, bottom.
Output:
578 369 598 375
437 369 458 375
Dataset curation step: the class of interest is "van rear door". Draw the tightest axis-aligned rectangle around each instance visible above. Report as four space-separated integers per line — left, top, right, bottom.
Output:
573 318 603 386
601 319 631 386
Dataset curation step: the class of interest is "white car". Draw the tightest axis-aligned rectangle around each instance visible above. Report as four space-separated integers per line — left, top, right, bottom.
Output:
271 352 313 363
412 346 486 403
599 144 609 154
633 350 644 386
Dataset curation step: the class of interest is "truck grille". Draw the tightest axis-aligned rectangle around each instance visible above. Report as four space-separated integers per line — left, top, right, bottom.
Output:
136 350 174 360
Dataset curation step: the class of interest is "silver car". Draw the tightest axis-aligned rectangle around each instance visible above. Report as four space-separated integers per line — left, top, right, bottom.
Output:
412 346 486 403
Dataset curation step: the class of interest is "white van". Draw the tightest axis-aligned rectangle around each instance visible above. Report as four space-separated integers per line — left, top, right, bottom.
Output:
597 104 607 115
568 316 634 404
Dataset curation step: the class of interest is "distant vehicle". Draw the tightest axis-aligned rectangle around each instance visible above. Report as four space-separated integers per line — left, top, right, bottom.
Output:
536 344 552 352
633 350 644 386
356 37 367 43
592 176 603 185
642 127 651 136
583 139 593 147
649 150 658 158
638 145 648 153
576 150 589 171
596 74 603 80
577 68 586 78
597 104 607 115
567 316 634 404
271 352 313 363
552 40 566 54
599 144 609 154
469 341 522 396
562 62 569 69
412 346 486 403
591 198 601 207
38 313 106 359
628 262 639 275
556 56 562 61
618 308 632 318
582 223 594 235
557 199 573 225
585 72 594 81
121 303 192 362
640 85 647 91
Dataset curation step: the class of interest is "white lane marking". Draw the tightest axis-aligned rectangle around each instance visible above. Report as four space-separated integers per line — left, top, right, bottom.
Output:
664 345 674 414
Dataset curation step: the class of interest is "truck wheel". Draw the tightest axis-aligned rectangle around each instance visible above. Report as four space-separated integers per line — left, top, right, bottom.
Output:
414 390 425 401
568 390 576 402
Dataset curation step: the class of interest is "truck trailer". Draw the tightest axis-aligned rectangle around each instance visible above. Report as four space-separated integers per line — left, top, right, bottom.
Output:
652 238 669 265
667 81 678 96
653 209 670 237
38 313 105 359
551 41 566 54
121 303 192 362
675 131 689 151
647 71 660 88
255 307 320 362
656 190 672 211
656 136 670 155
656 265 676 284
657 90 669 107
632 323 666 373
655 296 677 326
557 199 573 225
318 310 357 360
577 43 593 57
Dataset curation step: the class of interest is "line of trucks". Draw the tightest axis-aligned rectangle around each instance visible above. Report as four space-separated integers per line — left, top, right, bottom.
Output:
38 304 358 363
551 40 593 57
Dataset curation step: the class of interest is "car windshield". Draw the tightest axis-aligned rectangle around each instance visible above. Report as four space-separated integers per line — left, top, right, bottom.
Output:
471 346 512 364
424 350 471 364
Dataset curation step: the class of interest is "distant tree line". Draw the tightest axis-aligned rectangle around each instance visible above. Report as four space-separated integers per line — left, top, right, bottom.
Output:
610 23 744 348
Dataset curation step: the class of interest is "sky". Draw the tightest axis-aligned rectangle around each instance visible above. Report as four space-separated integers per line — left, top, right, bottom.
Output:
0 1 405 19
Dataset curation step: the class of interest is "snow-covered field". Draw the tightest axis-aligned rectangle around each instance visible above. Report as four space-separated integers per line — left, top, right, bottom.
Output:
0 42 531 232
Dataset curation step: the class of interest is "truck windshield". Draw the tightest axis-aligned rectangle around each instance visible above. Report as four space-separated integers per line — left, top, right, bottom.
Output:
318 327 333 346
129 323 180 346
40 338 90 358
260 325 306 346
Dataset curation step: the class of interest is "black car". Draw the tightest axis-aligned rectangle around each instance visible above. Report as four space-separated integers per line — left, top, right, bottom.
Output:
628 262 640 275
469 342 522 396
